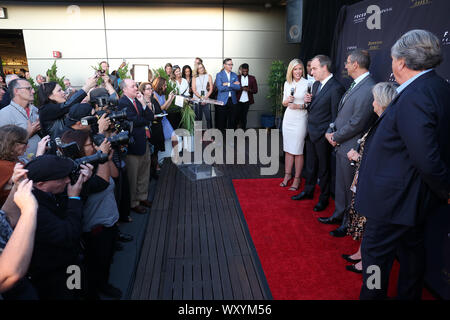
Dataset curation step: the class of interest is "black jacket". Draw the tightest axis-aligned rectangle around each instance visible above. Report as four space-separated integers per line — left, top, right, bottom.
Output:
39 89 87 139
29 189 83 279
118 95 154 156
355 70 450 226
307 77 345 142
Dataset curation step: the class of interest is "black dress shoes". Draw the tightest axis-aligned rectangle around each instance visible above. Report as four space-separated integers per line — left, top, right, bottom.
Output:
118 232 133 242
313 201 329 212
317 216 342 225
342 254 361 263
291 191 314 201
329 227 348 237
346 264 362 274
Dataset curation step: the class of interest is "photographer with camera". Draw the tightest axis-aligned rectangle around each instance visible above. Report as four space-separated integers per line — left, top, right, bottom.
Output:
37 75 97 140
60 129 122 299
118 79 153 214
19 155 92 299
88 88 133 223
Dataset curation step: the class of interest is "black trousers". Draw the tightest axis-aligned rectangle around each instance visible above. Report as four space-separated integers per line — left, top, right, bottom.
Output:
83 225 118 299
303 135 331 203
360 218 426 300
231 101 250 130
114 167 131 222
215 99 233 132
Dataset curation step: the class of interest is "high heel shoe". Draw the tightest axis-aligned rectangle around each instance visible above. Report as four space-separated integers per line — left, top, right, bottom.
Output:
280 172 292 187
288 177 301 191
346 264 362 274
342 254 361 263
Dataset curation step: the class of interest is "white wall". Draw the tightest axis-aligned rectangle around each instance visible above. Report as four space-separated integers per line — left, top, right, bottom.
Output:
0 1 301 127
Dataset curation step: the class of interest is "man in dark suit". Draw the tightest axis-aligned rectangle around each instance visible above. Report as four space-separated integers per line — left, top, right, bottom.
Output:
118 79 153 214
318 49 376 237
215 58 241 132
355 30 450 300
235 63 258 130
292 55 345 211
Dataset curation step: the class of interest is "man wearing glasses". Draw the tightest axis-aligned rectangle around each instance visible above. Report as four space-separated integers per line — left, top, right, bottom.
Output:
215 58 241 132
0 79 41 158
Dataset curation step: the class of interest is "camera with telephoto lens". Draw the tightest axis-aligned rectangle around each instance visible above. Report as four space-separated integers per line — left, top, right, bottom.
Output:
70 151 109 184
92 131 130 148
55 140 109 184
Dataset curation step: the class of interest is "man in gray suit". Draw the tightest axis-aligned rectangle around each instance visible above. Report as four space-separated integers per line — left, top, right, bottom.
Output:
318 49 376 237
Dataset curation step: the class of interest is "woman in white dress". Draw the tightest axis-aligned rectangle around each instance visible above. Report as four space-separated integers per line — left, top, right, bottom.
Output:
280 59 308 191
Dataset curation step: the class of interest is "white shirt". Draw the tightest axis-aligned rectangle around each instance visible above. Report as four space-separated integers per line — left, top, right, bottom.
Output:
225 71 231 97
321 73 333 88
239 75 249 103
353 72 370 86
176 78 190 97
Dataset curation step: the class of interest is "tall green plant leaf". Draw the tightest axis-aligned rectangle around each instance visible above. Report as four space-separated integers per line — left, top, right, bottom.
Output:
266 60 287 118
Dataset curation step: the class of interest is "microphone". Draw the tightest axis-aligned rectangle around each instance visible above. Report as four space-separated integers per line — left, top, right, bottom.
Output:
350 138 364 167
305 82 313 109
290 88 295 96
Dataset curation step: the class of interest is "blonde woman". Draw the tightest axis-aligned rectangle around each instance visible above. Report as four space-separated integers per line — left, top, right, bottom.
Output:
192 63 213 128
280 59 309 191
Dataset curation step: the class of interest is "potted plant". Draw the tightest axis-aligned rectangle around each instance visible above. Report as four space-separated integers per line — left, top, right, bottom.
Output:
265 60 287 129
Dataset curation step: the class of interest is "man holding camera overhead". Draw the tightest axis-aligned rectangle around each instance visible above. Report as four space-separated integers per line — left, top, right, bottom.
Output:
118 79 154 214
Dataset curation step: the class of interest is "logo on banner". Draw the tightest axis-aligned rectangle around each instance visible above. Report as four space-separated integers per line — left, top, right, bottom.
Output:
353 5 392 29
368 40 383 51
346 45 357 51
410 0 432 9
442 31 450 46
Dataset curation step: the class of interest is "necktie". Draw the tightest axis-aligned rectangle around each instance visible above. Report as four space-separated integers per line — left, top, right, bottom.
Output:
317 82 323 93
132 100 139 115
339 81 357 108
348 81 356 91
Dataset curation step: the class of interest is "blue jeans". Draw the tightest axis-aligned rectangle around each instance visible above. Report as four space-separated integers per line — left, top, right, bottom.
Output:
194 102 212 129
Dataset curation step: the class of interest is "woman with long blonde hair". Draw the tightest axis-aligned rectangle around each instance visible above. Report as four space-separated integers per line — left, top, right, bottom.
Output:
280 59 309 191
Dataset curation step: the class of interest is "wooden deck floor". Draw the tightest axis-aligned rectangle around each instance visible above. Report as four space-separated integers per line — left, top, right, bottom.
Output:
131 140 279 300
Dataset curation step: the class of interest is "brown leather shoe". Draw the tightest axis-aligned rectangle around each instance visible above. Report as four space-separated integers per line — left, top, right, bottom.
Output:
131 205 147 214
140 200 152 208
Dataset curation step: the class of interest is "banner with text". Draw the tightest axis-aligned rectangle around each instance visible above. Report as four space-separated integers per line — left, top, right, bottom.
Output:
333 0 450 300
334 0 450 87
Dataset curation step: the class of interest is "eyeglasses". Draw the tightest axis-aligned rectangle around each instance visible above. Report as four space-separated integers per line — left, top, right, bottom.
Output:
226 63 233 66
17 87 33 91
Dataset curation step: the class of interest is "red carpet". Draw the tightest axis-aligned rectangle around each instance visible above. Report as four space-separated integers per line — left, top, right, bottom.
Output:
233 178 435 300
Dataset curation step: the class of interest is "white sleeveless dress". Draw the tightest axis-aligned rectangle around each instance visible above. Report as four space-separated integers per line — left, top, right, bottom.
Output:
282 78 308 155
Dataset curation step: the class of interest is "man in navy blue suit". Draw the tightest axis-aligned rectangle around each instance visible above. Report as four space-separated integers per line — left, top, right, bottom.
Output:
355 30 450 300
214 58 241 132
118 79 154 214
